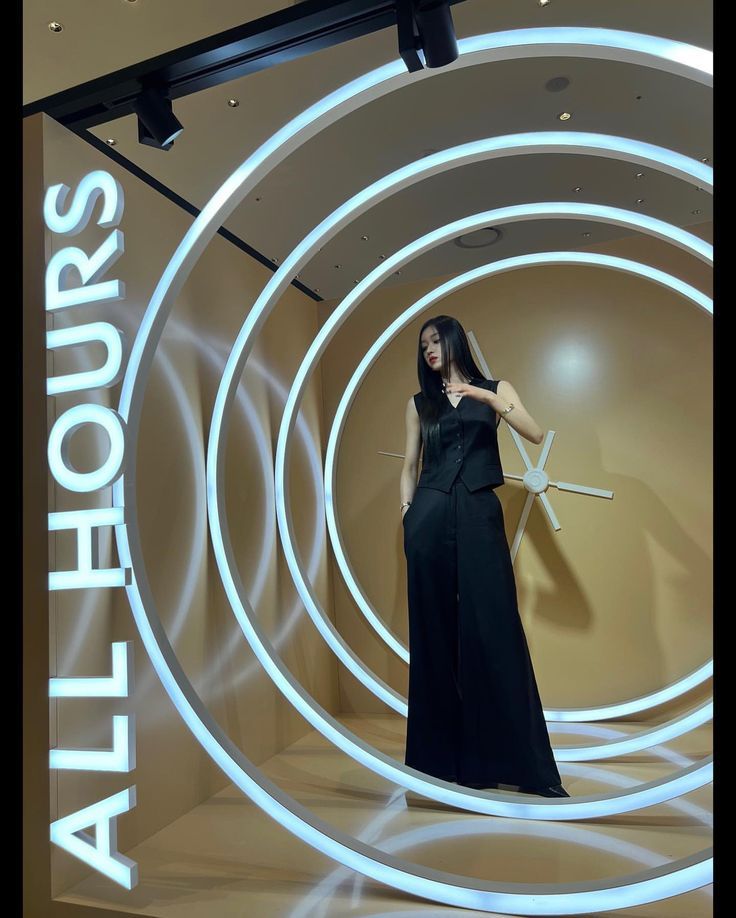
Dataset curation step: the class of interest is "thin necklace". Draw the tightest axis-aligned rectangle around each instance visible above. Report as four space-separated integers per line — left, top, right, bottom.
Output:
441 372 471 392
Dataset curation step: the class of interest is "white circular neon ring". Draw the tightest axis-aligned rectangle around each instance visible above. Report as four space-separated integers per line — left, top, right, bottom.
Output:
324 250 712 719
251 131 714 724
265 203 711 762
208 130 713 737
113 30 713 910
218 128 714 725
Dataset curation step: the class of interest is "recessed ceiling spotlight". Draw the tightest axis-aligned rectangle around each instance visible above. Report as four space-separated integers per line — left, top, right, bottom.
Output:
105 138 117 146
634 172 644 178
395 270 402 275
557 111 572 121
635 94 643 100
635 198 645 204
454 227 501 249
354 280 359 284
572 186 582 192
378 254 386 260
361 234 369 241
701 156 710 163
295 273 301 279
692 209 702 215
48 21 63 32
582 232 591 237
314 288 320 293
272 257 279 263
334 264 342 269
255 196 261 202
227 99 239 107
538 0 551 6
544 76 569 92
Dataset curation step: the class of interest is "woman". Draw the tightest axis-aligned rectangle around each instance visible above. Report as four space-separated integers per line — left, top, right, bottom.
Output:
400 315 569 798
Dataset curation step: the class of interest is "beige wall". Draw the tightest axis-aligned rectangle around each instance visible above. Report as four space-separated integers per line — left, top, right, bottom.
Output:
30 112 339 902
319 226 712 717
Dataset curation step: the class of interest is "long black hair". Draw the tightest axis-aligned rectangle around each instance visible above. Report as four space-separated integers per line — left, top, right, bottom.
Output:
415 315 489 466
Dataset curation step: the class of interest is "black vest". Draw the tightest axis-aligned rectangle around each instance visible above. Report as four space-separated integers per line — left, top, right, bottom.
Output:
414 377 505 492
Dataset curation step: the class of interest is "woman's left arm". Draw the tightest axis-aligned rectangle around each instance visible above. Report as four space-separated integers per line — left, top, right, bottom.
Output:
488 380 545 445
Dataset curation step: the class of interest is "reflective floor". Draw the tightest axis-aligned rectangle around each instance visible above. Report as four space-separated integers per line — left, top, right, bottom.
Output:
59 714 713 917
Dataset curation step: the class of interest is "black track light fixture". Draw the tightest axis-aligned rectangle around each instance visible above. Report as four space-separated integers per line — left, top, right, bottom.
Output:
397 0 458 72
131 86 184 150
414 0 458 67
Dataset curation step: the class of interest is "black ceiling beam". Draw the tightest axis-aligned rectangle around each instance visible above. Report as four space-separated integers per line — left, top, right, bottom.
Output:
22 0 467 303
23 0 468 131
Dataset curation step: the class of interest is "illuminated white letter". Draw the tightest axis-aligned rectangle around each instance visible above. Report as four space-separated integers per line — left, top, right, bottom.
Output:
43 170 124 236
47 322 126 396
50 714 135 772
45 230 125 311
49 641 133 698
48 506 130 590
47 404 126 492
50 787 138 889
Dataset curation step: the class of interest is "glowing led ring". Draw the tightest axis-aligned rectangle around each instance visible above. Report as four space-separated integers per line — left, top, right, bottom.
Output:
261 130 711 721
211 202 714 801
221 129 713 730
114 29 712 910
325 251 711 724
270 203 711 726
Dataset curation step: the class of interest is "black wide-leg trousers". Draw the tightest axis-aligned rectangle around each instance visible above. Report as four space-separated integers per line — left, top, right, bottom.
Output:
402 478 561 791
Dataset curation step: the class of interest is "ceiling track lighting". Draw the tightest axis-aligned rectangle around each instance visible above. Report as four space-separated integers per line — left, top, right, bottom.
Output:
397 0 458 72
131 85 184 150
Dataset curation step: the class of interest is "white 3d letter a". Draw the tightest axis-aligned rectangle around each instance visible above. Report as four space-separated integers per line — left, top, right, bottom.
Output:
50 786 138 889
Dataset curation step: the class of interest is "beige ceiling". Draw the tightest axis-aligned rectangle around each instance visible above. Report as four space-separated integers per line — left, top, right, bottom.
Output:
25 0 713 300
